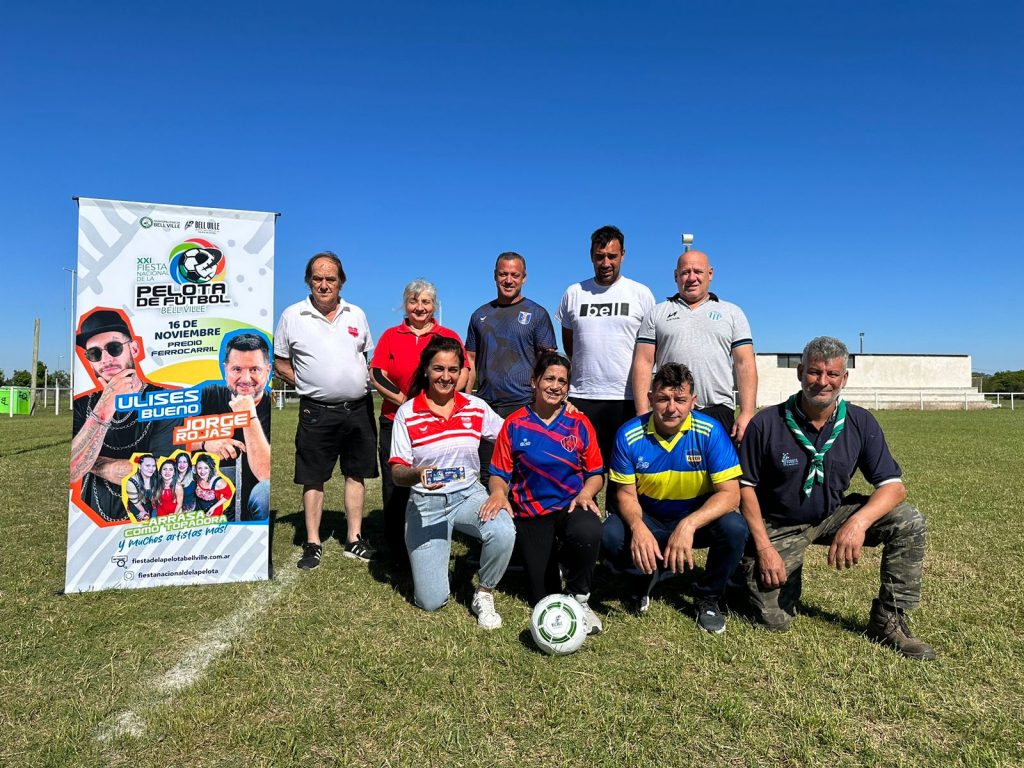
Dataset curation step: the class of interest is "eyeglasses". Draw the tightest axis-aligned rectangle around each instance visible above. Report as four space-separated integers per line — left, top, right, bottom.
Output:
84 341 126 362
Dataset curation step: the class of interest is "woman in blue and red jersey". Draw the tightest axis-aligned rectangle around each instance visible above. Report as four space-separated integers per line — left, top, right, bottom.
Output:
482 352 605 633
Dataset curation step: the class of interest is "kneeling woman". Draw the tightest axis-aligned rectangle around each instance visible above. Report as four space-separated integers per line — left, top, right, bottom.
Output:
482 352 605 633
390 337 515 629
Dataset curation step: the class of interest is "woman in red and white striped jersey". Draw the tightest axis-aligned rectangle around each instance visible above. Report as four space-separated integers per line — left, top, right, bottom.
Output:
389 336 515 631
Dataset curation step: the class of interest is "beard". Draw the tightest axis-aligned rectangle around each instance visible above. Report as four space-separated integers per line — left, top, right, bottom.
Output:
801 385 842 409
95 355 136 385
228 379 267 403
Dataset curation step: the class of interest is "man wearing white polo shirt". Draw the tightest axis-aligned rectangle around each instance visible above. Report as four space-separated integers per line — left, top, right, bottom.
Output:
275 251 379 569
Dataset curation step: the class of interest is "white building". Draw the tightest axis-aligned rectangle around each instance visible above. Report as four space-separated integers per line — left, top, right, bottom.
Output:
755 353 988 410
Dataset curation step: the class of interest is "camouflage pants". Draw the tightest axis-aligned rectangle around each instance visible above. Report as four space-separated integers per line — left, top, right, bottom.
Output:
740 495 926 630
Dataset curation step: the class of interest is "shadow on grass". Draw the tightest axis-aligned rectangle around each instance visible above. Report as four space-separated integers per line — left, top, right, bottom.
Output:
517 627 549 655
797 601 869 633
591 562 705 618
272 504 389 576
273 505 383 548
721 587 870 636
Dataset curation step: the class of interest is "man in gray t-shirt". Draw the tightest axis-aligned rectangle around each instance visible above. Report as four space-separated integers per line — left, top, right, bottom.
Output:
631 249 757 442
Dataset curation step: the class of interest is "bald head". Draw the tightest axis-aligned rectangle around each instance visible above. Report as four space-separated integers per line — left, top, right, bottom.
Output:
674 250 714 305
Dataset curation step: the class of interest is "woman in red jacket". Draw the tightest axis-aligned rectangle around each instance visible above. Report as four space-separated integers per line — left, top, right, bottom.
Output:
194 453 232 517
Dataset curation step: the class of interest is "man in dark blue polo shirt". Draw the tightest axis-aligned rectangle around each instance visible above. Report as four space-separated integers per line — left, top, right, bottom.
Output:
738 336 934 659
466 251 557 487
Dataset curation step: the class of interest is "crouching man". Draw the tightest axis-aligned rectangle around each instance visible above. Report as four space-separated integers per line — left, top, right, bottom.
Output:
737 336 934 659
602 363 747 634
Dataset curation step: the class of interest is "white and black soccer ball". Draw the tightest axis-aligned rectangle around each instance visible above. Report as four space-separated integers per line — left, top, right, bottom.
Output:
180 247 220 282
530 594 588 655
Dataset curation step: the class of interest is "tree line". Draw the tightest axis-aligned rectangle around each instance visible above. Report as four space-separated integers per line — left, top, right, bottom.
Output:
978 369 1024 393
0 361 71 389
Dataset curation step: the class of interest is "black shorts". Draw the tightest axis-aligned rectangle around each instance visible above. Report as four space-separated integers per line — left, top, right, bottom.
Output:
294 396 379 485
697 404 736 436
477 402 523 487
568 397 635 469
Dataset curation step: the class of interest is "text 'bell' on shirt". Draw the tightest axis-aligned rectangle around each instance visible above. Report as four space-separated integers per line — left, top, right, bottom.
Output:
609 411 741 522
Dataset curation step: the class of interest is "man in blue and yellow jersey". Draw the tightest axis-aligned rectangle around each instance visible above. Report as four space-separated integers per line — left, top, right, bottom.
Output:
602 362 748 634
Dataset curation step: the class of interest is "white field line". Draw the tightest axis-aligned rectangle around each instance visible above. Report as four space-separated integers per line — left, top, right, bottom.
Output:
94 564 300 743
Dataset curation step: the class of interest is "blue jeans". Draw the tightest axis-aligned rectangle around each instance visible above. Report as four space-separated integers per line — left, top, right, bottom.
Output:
247 480 270 522
406 485 516 612
602 511 748 600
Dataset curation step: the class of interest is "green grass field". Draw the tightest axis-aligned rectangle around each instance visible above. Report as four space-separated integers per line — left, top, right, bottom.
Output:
2 408 1023 767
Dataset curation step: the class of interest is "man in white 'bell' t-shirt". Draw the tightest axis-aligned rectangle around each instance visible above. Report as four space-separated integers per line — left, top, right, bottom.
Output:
555 225 655 512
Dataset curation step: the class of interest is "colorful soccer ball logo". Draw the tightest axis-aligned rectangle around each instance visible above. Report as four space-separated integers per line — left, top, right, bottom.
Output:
168 239 225 285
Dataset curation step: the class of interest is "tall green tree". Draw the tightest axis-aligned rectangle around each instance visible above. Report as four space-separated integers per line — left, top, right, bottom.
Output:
11 369 31 387
989 369 1024 393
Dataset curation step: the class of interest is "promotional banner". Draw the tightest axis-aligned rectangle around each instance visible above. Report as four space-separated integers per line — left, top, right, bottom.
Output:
66 198 275 593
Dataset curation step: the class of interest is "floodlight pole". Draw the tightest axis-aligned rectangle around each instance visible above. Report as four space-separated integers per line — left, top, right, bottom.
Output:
859 332 864 354
681 233 694 252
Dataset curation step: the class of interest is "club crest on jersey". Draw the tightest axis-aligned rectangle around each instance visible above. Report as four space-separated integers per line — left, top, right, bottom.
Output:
347 326 359 337
560 434 578 453
461 416 473 428
519 437 532 447
707 310 722 321
686 451 703 465
518 311 532 325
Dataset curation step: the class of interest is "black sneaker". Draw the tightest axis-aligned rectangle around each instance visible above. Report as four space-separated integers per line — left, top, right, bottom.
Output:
695 597 727 634
343 535 377 562
629 568 661 615
297 542 322 570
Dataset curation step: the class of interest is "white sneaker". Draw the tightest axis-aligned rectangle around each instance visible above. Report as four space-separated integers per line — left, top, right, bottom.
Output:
471 590 503 630
575 593 603 635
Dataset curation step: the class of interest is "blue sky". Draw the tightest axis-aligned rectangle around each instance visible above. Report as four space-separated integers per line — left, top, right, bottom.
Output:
2 1 1021 376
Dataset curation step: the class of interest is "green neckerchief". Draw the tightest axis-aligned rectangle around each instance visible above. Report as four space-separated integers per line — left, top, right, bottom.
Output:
784 394 847 498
